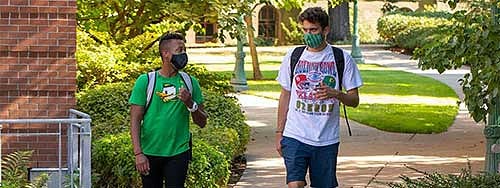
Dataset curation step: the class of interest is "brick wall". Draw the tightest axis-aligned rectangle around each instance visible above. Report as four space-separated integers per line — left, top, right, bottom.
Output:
0 0 77 167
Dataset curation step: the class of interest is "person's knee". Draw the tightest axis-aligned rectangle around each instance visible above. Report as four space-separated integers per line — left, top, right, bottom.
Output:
288 181 306 188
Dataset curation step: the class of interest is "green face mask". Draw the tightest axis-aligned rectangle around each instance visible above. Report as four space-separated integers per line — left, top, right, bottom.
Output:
303 33 324 48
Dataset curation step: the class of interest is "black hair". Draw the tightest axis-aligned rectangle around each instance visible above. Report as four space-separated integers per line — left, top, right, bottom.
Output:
159 32 186 53
298 7 329 29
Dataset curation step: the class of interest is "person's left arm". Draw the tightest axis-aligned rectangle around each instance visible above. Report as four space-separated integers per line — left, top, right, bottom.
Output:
178 77 207 128
178 89 207 128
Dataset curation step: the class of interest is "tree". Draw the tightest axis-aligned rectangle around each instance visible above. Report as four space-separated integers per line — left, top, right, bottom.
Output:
413 0 500 123
327 0 350 43
77 0 239 43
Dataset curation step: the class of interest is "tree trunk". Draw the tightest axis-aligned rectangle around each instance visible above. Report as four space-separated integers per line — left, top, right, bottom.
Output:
244 15 263 80
327 1 350 43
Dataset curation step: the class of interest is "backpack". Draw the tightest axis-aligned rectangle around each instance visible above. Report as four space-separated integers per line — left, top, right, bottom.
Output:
290 46 352 136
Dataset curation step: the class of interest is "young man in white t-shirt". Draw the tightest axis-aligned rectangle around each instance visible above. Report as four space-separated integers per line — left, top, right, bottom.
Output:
275 7 363 188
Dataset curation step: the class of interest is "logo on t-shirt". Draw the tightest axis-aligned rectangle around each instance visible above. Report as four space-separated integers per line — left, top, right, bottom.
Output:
294 60 338 115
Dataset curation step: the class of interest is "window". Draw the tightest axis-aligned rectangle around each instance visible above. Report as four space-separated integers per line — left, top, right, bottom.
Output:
196 22 217 43
258 5 277 39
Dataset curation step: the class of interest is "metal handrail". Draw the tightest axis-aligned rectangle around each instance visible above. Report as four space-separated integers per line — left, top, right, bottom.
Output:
0 109 91 188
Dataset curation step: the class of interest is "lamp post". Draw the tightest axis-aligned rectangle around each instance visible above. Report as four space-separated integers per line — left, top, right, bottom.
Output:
351 0 364 64
230 15 249 92
484 3 500 173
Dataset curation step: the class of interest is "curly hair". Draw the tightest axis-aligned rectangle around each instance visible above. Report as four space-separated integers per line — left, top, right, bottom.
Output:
298 7 329 29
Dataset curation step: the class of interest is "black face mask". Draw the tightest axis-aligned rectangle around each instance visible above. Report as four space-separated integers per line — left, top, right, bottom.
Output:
171 52 188 70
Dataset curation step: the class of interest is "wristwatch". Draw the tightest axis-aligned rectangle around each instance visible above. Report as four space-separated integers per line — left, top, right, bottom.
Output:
187 101 198 112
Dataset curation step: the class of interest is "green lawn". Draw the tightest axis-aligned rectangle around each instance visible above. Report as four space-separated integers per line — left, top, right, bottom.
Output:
201 63 459 134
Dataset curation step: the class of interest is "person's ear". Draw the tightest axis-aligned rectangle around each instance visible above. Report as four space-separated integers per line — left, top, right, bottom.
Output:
160 50 170 62
323 26 330 36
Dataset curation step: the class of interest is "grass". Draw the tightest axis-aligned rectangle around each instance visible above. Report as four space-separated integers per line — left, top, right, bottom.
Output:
347 104 458 134
199 63 459 134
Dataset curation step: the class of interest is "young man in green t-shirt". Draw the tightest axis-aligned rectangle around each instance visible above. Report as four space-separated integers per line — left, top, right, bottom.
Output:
129 33 207 188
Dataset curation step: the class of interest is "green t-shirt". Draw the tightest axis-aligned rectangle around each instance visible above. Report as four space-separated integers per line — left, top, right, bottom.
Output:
129 72 204 157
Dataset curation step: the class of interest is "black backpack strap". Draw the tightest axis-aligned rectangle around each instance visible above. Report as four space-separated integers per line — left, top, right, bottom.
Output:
332 46 345 91
331 46 352 136
290 46 306 87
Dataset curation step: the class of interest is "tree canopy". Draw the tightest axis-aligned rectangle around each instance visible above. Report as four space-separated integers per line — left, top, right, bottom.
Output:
414 0 500 123
78 0 246 42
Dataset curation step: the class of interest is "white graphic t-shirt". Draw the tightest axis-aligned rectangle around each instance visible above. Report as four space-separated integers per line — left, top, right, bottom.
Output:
276 45 363 146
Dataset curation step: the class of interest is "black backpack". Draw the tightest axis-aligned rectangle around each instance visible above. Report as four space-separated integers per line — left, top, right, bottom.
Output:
290 46 352 136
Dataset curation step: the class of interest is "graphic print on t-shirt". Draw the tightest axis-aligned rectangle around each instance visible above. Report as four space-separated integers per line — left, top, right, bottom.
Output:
294 60 338 116
162 83 177 101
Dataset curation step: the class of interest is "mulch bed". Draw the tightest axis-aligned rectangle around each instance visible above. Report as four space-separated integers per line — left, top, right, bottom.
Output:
227 155 247 187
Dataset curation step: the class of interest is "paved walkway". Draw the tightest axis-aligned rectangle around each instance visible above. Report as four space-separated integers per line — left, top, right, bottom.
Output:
226 45 485 188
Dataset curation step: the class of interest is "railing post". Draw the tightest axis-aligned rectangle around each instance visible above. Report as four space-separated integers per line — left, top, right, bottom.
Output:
0 124 2 186
80 119 91 188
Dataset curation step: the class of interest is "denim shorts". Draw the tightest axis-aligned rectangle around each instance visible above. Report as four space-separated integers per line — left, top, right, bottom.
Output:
281 136 339 188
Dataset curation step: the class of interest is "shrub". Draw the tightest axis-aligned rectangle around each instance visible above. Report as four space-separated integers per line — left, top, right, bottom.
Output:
377 11 453 51
76 82 132 139
203 90 250 156
253 36 275 46
191 125 239 160
92 132 141 188
76 30 159 91
92 133 230 188
384 167 500 187
186 139 231 188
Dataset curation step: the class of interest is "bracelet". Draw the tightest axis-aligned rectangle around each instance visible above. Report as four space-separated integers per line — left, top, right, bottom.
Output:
134 152 143 156
275 130 283 133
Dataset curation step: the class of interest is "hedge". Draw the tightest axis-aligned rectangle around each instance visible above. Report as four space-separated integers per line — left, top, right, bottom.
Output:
92 133 230 187
377 11 453 51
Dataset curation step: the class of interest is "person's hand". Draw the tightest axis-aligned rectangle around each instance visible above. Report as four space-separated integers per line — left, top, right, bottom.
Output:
135 154 150 175
314 82 342 100
275 132 283 157
178 88 192 106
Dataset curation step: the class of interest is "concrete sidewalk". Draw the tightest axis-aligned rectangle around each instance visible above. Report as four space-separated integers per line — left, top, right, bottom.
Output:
232 46 485 188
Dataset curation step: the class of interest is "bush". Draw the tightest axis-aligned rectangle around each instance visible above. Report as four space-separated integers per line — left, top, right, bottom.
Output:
253 36 275 46
92 132 141 188
191 125 239 160
384 167 500 187
76 82 132 139
203 90 250 156
76 30 160 91
377 11 453 51
92 133 230 188
186 139 231 188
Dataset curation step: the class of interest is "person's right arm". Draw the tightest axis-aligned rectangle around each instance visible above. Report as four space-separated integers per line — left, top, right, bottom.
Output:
276 88 290 157
130 104 149 175
275 49 294 157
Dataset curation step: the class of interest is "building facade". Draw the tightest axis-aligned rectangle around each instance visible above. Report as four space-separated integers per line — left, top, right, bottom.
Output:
0 0 77 167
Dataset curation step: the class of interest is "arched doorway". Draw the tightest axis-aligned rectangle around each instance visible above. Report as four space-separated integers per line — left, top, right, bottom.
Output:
258 5 277 40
